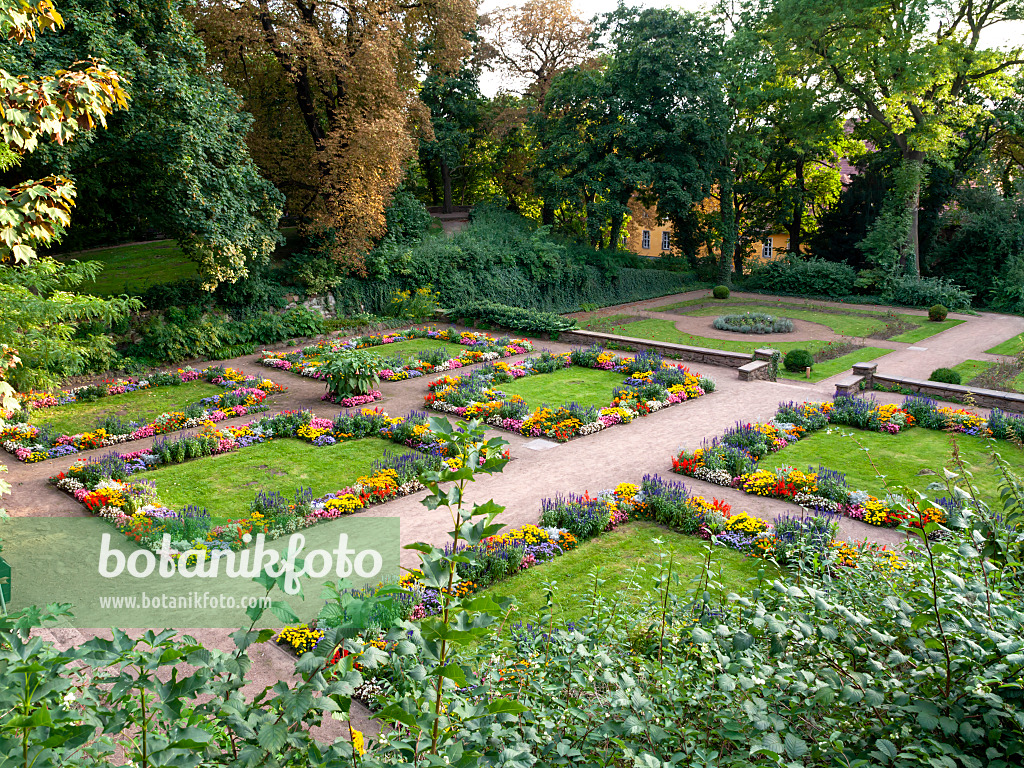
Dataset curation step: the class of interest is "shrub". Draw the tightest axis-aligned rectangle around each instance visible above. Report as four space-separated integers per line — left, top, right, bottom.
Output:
712 312 793 334
882 275 972 311
744 257 857 297
385 287 440 321
929 303 949 321
447 300 576 335
784 349 814 372
929 367 962 385
712 284 730 299
320 349 384 398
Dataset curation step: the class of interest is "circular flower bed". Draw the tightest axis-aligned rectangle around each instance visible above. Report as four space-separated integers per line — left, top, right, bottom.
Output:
712 312 793 334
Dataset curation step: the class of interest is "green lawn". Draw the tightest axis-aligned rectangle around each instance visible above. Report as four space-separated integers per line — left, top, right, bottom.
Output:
479 522 776 625
757 427 1024 501
952 359 997 384
30 381 226 436
495 366 627 411
56 228 302 295
585 316 890 381
144 437 407 523
655 299 962 341
368 338 466 363
986 334 1024 356
778 347 892 383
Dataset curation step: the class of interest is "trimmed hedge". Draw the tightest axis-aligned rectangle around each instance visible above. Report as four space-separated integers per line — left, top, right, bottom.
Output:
744 258 857 297
446 300 577 335
929 367 962 385
784 349 814 372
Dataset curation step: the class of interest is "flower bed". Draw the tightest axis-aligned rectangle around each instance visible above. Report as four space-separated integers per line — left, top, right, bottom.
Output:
712 312 793 334
47 408 502 554
1 367 288 463
671 395 1024 531
273 474 906 714
259 326 534 382
425 346 714 441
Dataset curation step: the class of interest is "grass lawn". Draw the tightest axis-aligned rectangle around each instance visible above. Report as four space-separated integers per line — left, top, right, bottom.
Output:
57 228 302 295
479 522 777 626
144 437 407 523
777 347 892 383
30 381 226 436
655 299 962 341
986 334 1024 356
368 338 467 362
586 316 890 381
952 359 997 384
495 366 627 411
757 427 1024 502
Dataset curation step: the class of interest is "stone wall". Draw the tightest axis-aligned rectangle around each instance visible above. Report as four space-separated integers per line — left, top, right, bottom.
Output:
851 362 1024 414
558 329 753 369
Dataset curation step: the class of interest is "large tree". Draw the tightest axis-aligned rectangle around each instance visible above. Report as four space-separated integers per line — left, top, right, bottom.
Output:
767 0 1024 274
194 0 475 270
3 0 284 287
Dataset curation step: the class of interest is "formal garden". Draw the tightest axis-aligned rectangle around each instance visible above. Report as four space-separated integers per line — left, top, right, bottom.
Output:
3 0 1024 764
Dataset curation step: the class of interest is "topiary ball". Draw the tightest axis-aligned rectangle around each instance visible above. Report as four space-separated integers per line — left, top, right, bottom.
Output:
783 349 814 372
929 367 961 385
928 304 948 321
712 285 730 299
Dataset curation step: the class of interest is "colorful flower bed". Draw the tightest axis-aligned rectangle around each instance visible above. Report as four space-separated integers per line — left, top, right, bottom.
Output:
273 474 906 714
47 408 502 554
671 395 1024 531
425 346 714 441
1 366 288 463
260 326 534 382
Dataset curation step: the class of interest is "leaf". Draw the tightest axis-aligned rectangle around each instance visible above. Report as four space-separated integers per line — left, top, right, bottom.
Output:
875 738 897 759
783 733 807 758
486 699 528 715
256 722 288 753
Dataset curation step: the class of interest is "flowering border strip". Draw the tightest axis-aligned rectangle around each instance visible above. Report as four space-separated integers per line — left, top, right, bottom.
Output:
47 408 501 554
2 367 289 463
260 326 534 382
670 395 1022 531
425 347 713 442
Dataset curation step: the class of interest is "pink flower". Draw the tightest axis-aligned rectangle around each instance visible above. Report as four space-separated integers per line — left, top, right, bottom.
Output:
73 488 89 501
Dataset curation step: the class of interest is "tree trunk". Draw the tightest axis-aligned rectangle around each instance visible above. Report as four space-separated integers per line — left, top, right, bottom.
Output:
440 157 454 214
903 150 925 275
788 156 805 253
609 211 624 251
732 189 744 275
541 199 555 227
718 173 736 285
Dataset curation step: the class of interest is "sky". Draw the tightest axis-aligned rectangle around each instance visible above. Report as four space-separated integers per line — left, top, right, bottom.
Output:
477 0 1024 97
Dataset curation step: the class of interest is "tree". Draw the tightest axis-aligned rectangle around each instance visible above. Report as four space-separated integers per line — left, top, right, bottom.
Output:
193 0 475 270
5 0 284 287
767 0 1024 274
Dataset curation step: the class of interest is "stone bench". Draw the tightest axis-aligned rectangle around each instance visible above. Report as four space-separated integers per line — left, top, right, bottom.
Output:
834 374 864 398
738 360 771 382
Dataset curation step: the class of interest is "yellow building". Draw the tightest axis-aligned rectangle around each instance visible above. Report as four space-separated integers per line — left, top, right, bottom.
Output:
622 200 797 271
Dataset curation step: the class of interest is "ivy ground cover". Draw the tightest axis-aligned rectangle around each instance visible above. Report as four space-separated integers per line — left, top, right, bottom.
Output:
1 366 287 463
260 326 533 382
672 395 1024 531
48 408 494 554
426 346 714 441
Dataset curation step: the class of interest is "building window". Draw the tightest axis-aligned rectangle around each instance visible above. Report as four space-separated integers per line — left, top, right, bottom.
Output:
662 232 670 250
642 230 650 249
621 233 628 245
761 239 772 259
784 238 790 253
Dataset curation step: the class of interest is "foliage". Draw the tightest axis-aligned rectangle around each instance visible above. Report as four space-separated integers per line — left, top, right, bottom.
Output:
744 257 857 297
193 0 473 268
713 312 793 334
882 274 973 311
0 0 129 264
783 348 814 372
6 0 283 285
930 367 962 385
321 350 385 399
446 300 575 335
855 158 923 280
0 258 140 390
713 284 730 299
929 304 949 321
385 288 440 322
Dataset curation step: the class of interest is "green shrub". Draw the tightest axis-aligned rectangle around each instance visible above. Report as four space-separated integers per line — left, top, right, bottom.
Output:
928 303 949 321
321 349 384 398
446 300 576 335
929 367 962 385
882 275 972 311
385 286 440 321
712 284 730 299
713 312 793 334
745 257 857 296
783 348 814 372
